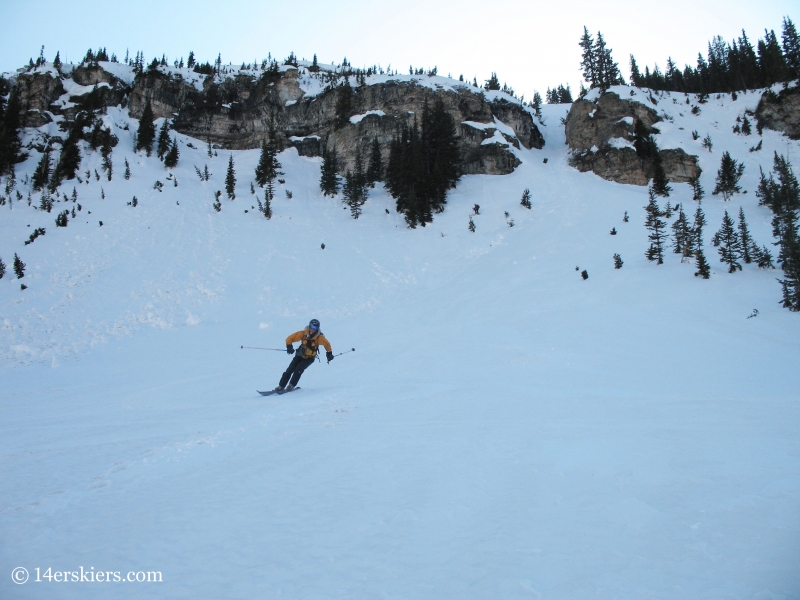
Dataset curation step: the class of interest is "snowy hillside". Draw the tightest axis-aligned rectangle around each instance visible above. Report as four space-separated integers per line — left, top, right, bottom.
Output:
1 82 799 599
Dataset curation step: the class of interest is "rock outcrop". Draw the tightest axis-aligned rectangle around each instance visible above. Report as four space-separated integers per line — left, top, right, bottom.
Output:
756 85 800 140
565 91 699 185
127 69 542 175
14 64 542 177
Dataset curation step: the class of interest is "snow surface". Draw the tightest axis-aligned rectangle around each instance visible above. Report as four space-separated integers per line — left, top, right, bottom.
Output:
1 88 800 599
349 110 386 124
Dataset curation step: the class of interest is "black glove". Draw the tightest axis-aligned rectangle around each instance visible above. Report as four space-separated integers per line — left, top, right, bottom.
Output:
286 344 295 355
326 351 334 362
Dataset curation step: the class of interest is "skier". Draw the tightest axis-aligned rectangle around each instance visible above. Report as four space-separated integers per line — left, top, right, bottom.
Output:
473 204 480 215
274 319 334 392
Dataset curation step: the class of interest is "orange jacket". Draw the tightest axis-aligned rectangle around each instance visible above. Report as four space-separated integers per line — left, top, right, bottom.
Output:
286 327 332 359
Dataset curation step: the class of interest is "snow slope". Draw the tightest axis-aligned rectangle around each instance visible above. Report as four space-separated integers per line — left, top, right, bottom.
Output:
1 89 799 599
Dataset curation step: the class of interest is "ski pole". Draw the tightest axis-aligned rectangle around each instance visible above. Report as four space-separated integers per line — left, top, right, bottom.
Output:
241 346 286 351
330 348 355 358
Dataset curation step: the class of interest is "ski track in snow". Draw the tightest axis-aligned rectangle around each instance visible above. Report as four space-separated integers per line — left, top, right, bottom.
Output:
1 83 800 599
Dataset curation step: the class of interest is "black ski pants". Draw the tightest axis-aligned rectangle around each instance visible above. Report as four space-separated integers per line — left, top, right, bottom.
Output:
279 354 315 387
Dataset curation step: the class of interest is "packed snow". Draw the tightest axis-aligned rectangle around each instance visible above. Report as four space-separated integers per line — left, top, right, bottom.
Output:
1 83 799 599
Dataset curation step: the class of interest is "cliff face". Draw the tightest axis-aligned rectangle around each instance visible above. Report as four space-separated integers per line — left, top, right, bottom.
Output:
565 91 699 185
126 68 543 174
756 85 800 139
14 63 542 177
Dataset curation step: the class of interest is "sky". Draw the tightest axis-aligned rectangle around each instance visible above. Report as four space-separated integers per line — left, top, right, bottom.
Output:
0 0 796 101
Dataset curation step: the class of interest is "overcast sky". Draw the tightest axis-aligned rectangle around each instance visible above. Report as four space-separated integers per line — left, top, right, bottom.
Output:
0 0 796 100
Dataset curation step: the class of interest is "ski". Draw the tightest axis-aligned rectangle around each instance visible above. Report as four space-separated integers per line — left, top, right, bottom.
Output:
257 387 301 397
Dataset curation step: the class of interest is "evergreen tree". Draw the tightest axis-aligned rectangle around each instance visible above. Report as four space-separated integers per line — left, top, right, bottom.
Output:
694 247 711 278
164 139 179 168
366 137 383 186
0 86 22 176
651 159 672 196
135 100 156 155
385 97 460 227
52 125 82 186
671 208 691 258
124 158 131 180
594 31 623 90
53 51 62 72
225 154 236 199
520 188 532 209
692 206 707 254
712 151 745 200
715 210 743 272
737 207 757 263
32 147 51 191
579 27 598 89
255 128 282 188
484 73 501 91
319 144 340 196
613 253 623 269
101 133 113 181
757 153 800 309
783 17 800 78
531 92 543 119
690 173 705 202
256 192 272 219
644 187 667 264
0 256 5 279
13 253 25 278
156 119 171 159
343 152 368 218
334 77 354 129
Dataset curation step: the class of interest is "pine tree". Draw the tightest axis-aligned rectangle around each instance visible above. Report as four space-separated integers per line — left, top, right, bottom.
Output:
53 51 62 72
737 207 757 263
136 101 156 156
715 210 743 272
255 128 282 188
0 87 23 176
156 119 171 159
319 144 340 196
692 206 706 254
101 133 113 181
782 17 800 79
613 253 623 269
13 253 25 278
52 125 82 186
694 247 711 278
690 174 705 202
531 92 543 120
257 192 272 219
225 154 236 199
644 187 666 264
32 147 51 191
579 27 598 89
757 154 800 309
366 137 383 186
594 31 623 90
343 152 368 218
124 158 131 179
671 208 691 258
651 159 672 197
164 139 179 168
712 151 744 200
484 73 501 91
334 77 354 129
468 216 475 232
520 188 532 209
